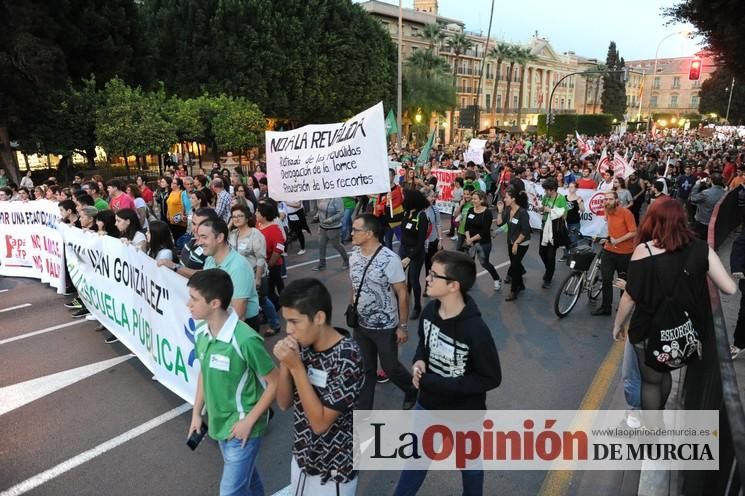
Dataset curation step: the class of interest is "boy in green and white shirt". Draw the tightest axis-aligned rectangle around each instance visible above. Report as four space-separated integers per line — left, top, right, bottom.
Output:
187 268 278 496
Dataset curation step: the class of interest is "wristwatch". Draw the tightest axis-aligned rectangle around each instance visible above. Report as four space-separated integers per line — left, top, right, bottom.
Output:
400 323 409 329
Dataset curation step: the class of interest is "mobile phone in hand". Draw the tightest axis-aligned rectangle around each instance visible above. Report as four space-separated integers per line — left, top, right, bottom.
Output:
186 423 208 451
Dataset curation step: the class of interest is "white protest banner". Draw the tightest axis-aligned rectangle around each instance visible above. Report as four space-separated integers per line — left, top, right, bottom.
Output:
464 138 486 165
62 225 198 404
0 200 66 291
266 102 389 201
522 180 608 238
431 168 460 214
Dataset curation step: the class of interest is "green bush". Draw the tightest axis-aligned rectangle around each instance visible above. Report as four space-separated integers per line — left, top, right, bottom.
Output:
537 114 613 140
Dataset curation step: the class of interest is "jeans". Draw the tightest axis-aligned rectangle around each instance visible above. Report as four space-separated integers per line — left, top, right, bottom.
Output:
394 404 484 496
474 242 500 281
599 250 631 311
318 228 348 267
383 224 401 249
563 222 582 258
354 325 416 410
341 207 355 241
508 244 529 293
218 437 264 496
538 243 557 283
622 337 641 410
260 294 280 329
287 209 308 250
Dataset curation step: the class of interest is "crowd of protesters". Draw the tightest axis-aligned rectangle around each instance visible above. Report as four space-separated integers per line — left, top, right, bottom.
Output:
2 125 745 495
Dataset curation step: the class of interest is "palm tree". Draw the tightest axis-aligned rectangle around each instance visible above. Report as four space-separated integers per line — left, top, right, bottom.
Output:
407 50 451 79
487 42 513 115
417 23 446 54
446 32 474 134
514 46 538 125
502 47 519 120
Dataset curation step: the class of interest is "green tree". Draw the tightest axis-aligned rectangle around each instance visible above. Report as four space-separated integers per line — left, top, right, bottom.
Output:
144 0 396 125
601 42 626 120
514 47 538 124
417 23 446 54
212 95 266 155
665 0 745 77
699 67 745 124
487 42 513 114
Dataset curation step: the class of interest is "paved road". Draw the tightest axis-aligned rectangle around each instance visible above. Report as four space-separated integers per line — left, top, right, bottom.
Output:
0 228 623 496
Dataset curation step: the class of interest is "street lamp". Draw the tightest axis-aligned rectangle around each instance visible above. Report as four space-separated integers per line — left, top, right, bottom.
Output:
520 123 527 132
415 111 423 124
710 113 718 119
659 119 668 127
645 30 692 131
671 117 677 124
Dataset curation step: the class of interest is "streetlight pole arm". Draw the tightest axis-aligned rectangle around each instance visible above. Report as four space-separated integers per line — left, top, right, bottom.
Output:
546 70 611 141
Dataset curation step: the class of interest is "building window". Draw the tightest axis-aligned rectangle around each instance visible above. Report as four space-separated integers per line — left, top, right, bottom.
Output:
653 77 660 89
486 94 491 109
691 95 699 107
650 95 658 108
670 95 678 108
560 98 565 109
672 76 680 89
568 98 572 108
513 95 518 108
692 79 701 88
461 97 466 108
496 94 502 109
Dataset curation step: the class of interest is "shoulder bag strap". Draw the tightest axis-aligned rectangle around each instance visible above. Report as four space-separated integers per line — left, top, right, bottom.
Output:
352 245 384 308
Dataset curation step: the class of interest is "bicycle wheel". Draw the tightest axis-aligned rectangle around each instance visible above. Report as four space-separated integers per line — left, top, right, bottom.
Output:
588 259 602 300
554 271 585 318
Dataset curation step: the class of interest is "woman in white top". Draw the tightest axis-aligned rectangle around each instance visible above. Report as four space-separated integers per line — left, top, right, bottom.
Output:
613 176 634 209
115 208 147 251
228 204 267 280
127 183 149 230
147 220 176 262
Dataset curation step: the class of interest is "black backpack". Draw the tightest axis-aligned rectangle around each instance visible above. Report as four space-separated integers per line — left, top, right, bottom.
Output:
643 243 703 372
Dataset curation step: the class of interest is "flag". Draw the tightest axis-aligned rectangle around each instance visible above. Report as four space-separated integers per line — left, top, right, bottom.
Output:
385 110 398 135
576 131 593 159
416 129 436 169
595 148 609 175
612 151 633 179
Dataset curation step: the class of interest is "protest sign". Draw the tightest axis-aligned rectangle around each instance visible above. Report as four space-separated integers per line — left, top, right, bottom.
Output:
523 180 608 238
464 138 486 165
431 168 459 214
266 102 390 201
0 200 66 291
62 225 198 404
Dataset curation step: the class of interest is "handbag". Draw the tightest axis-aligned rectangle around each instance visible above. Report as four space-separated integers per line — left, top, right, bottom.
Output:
643 243 702 372
345 245 383 328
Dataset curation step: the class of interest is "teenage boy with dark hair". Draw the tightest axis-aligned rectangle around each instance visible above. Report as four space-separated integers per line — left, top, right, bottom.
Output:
394 250 502 496
187 269 278 496
273 278 365 495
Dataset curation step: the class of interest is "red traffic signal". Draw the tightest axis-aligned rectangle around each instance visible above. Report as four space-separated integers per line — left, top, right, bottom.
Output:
689 59 702 80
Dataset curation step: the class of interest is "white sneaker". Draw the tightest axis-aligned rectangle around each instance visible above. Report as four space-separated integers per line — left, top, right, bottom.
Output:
297 249 306 255
625 410 642 429
494 280 502 291
450 235 458 241
731 344 743 360
85 314 97 321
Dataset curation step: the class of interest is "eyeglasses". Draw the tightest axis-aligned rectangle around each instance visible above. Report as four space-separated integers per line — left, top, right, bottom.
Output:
426 270 456 282
231 214 246 219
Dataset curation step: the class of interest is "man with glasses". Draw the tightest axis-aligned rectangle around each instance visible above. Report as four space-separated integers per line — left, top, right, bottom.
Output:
394 250 501 496
349 214 417 410
592 191 636 316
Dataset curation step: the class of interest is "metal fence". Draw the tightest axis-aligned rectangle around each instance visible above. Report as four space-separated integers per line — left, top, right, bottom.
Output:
681 185 745 494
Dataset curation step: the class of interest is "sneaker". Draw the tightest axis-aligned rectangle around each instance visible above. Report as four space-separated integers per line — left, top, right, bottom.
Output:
63 286 76 296
558 255 568 262
71 307 90 318
104 335 119 344
297 249 306 255
494 280 502 291
341 261 349 269
85 314 97 321
731 344 744 360
312 265 326 271
625 410 642 429
505 276 512 284
376 370 389 383
450 235 458 241
64 298 83 309
281 273 288 279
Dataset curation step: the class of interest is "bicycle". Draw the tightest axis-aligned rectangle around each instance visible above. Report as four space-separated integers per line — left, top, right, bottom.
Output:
553 237 605 318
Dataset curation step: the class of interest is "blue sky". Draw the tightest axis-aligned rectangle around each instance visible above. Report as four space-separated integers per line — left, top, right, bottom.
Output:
361 0 704 61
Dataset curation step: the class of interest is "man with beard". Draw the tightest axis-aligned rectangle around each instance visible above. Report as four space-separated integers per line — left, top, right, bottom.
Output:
592 191 637 316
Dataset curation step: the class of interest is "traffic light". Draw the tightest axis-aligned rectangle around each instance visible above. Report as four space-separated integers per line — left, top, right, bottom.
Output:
689 59 702 80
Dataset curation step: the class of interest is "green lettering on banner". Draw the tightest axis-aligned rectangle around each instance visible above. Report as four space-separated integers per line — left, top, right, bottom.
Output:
120 303 130 331
159 335 173 371
174 348 188 382
104 294 115 322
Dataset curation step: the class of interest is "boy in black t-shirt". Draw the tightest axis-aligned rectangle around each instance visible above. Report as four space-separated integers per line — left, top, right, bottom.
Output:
274 278 365 496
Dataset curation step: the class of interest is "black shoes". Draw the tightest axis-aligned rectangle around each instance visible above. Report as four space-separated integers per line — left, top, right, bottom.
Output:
71 307 90 318
403 392 417 410
591 308 612 316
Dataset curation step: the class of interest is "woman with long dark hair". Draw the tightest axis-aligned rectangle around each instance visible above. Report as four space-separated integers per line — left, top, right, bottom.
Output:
95 210 119 237
496 187 531 300
613 198 735 422
115 208 147 251
399 189 429 320
155 176 172 222
165 177 187 240
147 220 176 262
464 190 502 291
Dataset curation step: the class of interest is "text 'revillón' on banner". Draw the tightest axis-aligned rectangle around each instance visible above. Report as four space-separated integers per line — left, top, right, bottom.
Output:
265 102 391 201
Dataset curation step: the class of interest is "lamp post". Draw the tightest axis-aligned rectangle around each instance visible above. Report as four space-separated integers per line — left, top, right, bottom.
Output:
645 30 691 131
546 70 611 140
397 0 403 148
726 77 736 124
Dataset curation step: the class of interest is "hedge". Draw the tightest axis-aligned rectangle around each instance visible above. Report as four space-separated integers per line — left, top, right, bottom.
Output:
537 114 614 140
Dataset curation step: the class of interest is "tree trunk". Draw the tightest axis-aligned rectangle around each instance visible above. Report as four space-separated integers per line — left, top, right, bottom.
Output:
491 58 501 115
517 65 527 125
503 63 515 120
23 152 30 171
0 123 20 185
85 146 96 168
197 143 202 170
584 78 590 114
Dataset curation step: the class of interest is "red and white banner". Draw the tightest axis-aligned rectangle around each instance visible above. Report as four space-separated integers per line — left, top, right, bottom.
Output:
432 168 460 214
595 149 633 179
576 131 593 159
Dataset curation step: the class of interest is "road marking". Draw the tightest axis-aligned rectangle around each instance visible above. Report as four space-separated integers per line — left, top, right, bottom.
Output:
537 340 624 496
0 403 191 496
0 289 8 293
0 303 31 313
0 355 135 416
0 320 86 346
